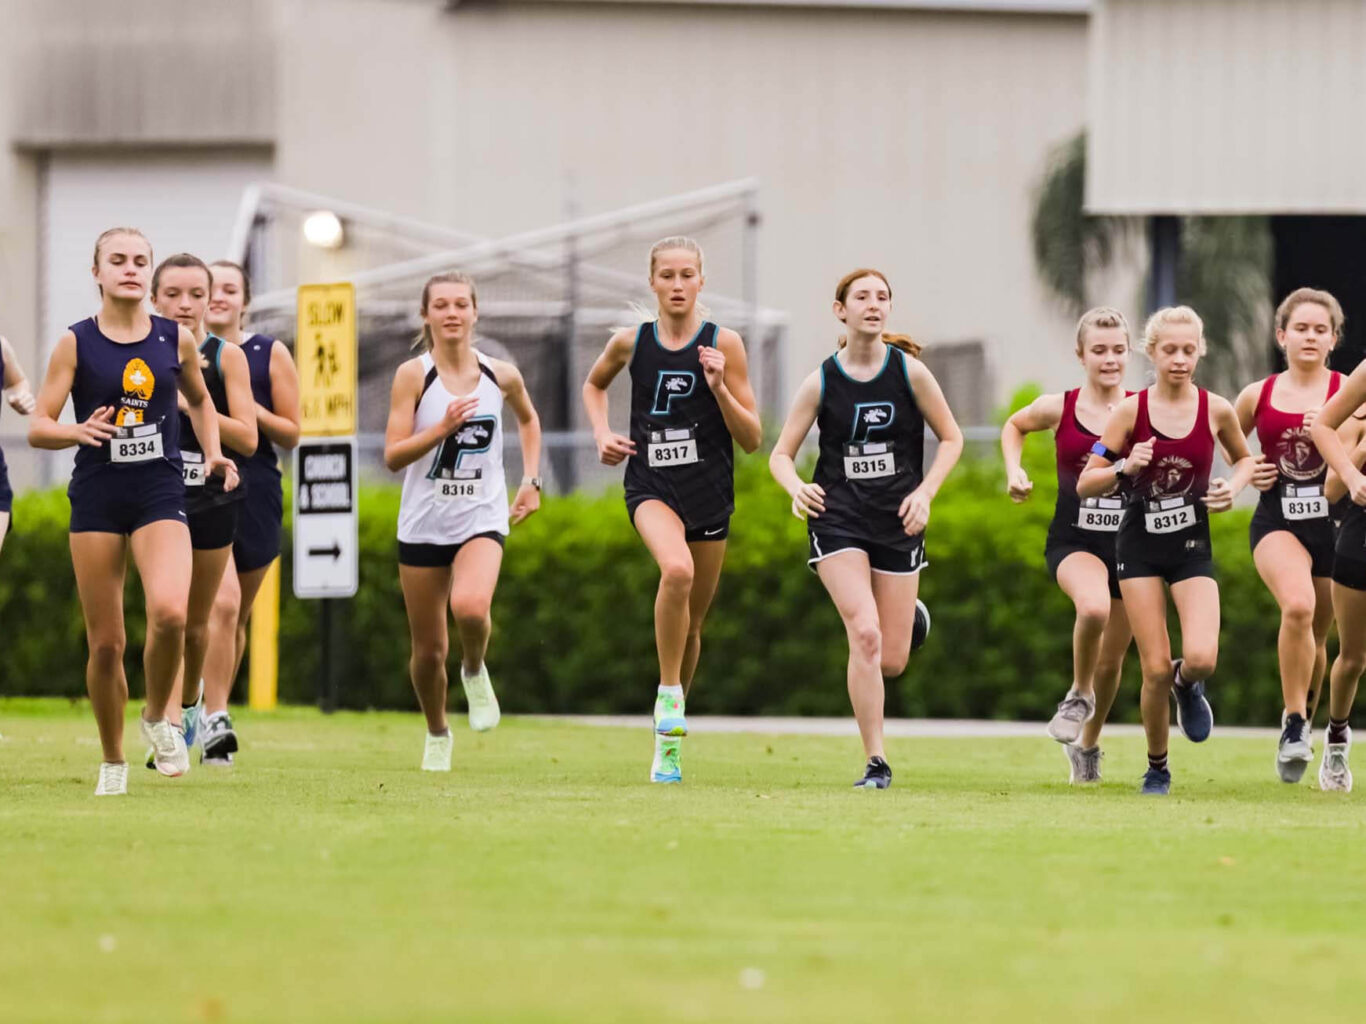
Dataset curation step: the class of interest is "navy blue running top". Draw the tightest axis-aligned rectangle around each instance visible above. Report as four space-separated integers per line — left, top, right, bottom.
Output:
70 315 182 478
241 334 279 475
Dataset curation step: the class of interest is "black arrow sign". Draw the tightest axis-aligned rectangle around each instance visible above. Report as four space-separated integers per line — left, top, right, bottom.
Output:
308 541 342 561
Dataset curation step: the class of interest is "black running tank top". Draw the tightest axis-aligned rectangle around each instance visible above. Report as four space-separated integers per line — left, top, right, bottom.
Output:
623 320 735 528
812 345 925 546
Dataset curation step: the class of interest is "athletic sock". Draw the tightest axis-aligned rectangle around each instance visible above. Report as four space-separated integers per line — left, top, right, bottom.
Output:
1148 751 1169 773
1173 664 1191 689
1329 718 1351 744
657 684 683 698
1079 745 1099 755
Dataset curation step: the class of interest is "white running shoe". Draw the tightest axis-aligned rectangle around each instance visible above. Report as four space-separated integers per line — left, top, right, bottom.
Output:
95 761 128 796
1319 727 1353 793
461 664 501 732
140 716 189 778
1047 687 1096 745
422 730 453 772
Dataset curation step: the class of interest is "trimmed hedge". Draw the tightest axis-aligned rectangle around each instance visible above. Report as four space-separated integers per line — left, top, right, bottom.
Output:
0 430 1292 724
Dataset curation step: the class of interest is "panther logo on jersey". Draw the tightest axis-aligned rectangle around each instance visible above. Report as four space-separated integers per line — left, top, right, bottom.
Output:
428 415 497 476
1277 426 1320 482
1148 454 1195 497
850 402 895 443
117 357 155 425
651 371 696 416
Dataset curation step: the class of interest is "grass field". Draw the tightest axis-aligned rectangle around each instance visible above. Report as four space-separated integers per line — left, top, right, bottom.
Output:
3 698 1366 1024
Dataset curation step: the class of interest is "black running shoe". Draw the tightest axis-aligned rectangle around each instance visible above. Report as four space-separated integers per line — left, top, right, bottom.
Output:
200 712 239 765
911 600 931 652
854 756 893 789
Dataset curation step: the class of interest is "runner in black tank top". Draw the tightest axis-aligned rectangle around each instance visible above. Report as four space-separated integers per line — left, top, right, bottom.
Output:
1307 315 1366 791
1080 306 1255 796
582 237 761 785
197 259 302 767
1234 288 1346 784
151 255 258 761
0 334 37 552
27 228 236 794
1001 307 1135 781
770 268 962 790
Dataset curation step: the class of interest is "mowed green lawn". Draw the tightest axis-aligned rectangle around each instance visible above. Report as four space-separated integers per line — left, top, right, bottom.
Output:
2 699 1365 1024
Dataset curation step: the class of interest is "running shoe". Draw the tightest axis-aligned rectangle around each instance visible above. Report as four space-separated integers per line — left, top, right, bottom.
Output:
1276 711 1312 784
95 762 128 796
461 663 501 732
1047 687 1096 745
1319 726 1353 793
653 690 687 737
1171 659 1213 743
853 756 892 789
422 730 453 772
1139 766 1171 796
182 681 204 749
141 716 189 778
200 712 238 766
1065 743 1103 784
911 599 931 652
650 736 682 784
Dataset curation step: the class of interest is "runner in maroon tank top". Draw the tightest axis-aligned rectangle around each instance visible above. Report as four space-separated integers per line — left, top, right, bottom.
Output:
1079 306 1255 796
1001 307 1134 783
1234 287 1344 784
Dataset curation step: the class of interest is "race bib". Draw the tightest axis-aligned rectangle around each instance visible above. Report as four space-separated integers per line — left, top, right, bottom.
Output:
110 423 163 464
1281 483 1328 521
1144 496 1197 535
843 441 896 480
1076 496 1122 532
182 450 206 488
435 468 483 503
647 428 699 468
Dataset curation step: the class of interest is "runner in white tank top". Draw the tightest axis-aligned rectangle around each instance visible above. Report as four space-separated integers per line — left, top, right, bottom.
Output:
384 272 543 772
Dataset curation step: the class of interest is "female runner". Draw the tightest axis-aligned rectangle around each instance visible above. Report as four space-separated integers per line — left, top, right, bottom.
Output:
28 227 236 794
582 236 762 784
770 269 962 788
1003 308 1134 782
1079 306 1254 796
384 272 542 770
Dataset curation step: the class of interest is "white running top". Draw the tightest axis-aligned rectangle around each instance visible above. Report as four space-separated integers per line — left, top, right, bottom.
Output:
397 351 509 545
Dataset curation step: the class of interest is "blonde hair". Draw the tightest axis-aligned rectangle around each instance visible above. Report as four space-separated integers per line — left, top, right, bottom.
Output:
1075 306 1131 354
614 236 711 332
414 271 478 352
649 235 703 277
834 268 922 358
1276 287 1344 336
92 226 152 297
1142 305 1206 359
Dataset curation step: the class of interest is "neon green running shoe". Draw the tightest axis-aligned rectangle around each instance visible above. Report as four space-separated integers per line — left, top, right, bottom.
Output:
653 691 687 737
651 736 682 784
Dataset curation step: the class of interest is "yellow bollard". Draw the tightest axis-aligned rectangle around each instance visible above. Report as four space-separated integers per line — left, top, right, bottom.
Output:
247 557 280 710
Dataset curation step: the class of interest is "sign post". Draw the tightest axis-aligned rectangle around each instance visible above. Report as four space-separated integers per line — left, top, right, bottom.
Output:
293 283 358 712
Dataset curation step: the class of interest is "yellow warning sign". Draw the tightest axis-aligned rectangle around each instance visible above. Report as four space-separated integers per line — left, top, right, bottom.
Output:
297 283 357 436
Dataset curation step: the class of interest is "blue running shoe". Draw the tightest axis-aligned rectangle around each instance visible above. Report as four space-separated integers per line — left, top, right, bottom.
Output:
182 681 204 749
1171 659 1213 742
1140 767 1171 796
912 599 931 652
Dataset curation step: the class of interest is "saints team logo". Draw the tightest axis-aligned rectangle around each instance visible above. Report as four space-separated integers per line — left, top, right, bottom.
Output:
117 357 154 426
651 371 696 416
1148 454 1194 497
850 402 895 443
428 415 497 476
1277 426 1320 482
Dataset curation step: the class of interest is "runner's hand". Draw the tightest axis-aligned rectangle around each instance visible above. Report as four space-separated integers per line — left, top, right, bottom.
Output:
1203 477 1233 512
899 487 931 535
1006 466 1033 503
75 406 118 446
6 387 35 415
1250 454 1279 492
1124 439 1154 475
208 454 240 492
440 396 481 434
595 431 636 466
698 345 726 393
791 482 825 520
510 482 540 525
1349 468 1366 507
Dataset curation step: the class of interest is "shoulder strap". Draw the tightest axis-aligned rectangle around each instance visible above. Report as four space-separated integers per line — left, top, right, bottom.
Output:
699 321 719 349
1061 388 1078 429
1255 374 1277 419
1329 371 1343 401
1134 388 1151 439
417 353 438 407
1198 387 1212 439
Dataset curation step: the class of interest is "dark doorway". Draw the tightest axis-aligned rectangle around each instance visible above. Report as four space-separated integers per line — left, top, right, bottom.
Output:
1272 216 1366 373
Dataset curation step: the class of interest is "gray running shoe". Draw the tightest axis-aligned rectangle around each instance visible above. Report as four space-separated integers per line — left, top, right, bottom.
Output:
1276 711 1312 784
1319 726 1353 793
1065 743 1103 784
1047 687 1096 744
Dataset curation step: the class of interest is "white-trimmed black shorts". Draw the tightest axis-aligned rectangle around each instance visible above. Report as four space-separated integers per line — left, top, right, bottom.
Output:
807 529 926 576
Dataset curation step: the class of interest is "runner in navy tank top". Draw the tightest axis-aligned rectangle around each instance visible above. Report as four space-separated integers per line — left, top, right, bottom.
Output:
1001 307 1135 782
1080 306 1255 796
0 334 37 551
1234 288 1346 783
150 255 258 759
582 237 761 785
770 268 962 790
197 259 301 766
1306 300 1366 791
27 227 237 794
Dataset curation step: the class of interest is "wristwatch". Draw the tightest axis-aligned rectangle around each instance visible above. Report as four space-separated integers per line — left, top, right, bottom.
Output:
523 476 542 492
